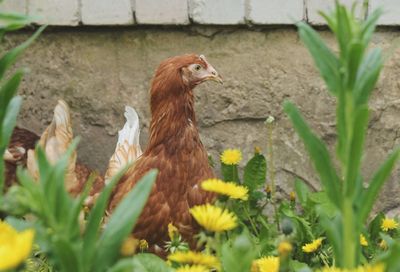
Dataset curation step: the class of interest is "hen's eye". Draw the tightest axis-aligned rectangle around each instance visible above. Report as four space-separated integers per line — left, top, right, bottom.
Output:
194 64 202 71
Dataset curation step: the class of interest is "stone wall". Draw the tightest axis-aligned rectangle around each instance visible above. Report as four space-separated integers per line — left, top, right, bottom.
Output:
5 26 399 214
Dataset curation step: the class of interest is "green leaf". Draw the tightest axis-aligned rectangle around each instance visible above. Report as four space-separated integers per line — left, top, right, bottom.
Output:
294 178 310 207
52 236 82 272
92 169 158 272
221 163 240 183
319 213 343 267
368 212 384 242
0 96 21 149
344 106 369 197
0 25 46 80
221 231 257 272
297 21 341 96
243 152 266 191
284 101 341 208
0 71 23 123
361 8 383 46
82 165 130 270
132 254 173 272
354 48 382 106
346 41 365 90
359 148 400 223
108 254 173 272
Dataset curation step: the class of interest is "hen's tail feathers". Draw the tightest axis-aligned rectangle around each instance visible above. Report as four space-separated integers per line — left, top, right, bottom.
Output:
104 106 142 183
27 100 77 190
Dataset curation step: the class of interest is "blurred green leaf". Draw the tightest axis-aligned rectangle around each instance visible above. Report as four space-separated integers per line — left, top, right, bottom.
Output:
0 25 45 80
221 231 257 272
82 165 130 270
359 149 400 223
344 106 369 197
297 21 341 96
294 179 311 207
92 169 158 271
284 102 341 209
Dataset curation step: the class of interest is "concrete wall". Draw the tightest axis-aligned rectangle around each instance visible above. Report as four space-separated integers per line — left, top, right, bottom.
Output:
4 26 399 214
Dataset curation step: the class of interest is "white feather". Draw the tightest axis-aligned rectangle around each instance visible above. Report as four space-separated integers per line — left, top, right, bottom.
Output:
104 106 142 183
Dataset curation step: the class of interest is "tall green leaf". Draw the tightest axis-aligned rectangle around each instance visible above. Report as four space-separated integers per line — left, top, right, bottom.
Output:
297 21 341 96
284 102 341 208
0 25 46 80
92 169 158 271
82 165 130 270
358 149 400 223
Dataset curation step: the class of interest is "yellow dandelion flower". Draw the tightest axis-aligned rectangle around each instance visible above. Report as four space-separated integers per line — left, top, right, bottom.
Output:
360 234 368 247
221 149 242 165
139 239 148 251
254 146 261 154
0 221 35 270
302 238 323 253
251 256 279 272
168 251 220 270
381 217 398 232
176 265 209 272
278 241 293 256
120 236 139 256
201 178 248 200
190 204 237 232
168 223 179 240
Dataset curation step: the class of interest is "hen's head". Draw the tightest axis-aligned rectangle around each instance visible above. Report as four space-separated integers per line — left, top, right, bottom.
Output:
152 54 222 91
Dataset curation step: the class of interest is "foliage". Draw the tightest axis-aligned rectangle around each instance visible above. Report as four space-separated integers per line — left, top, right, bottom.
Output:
2 1 400 272
0 7 45 196
285 0 399 269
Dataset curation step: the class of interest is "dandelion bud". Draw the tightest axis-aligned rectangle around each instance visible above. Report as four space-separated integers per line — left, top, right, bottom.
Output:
168 223 179 241
278 241 293 256
120 236 139 256
289 192 296 202
254 146 261 154
379 240 388 250
265 185 272 199
281 218 293 235
139 239 149 251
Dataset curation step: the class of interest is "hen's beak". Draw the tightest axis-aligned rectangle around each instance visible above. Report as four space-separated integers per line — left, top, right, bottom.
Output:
211 74 223 84
206 69 223 85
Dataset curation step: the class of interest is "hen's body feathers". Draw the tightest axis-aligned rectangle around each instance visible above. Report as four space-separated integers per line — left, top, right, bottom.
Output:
107 54 221 246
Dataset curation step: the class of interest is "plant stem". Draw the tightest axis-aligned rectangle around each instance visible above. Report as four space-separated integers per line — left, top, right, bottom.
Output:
267 121 280 230
343 197 356 268
243 205 259 236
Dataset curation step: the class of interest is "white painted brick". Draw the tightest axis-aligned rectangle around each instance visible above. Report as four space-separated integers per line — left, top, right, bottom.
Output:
189 0 245 24
248 0 303 24
370 0 400 25
307 0 365 25
0 0 26 14
82 0 133 25
28 0 79 26
136 0 189 24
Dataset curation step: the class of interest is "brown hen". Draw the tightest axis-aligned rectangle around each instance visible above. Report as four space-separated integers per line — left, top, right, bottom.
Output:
108 54 223 248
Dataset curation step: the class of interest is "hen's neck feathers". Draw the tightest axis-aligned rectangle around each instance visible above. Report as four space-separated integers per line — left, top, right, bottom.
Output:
147 64 198 151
